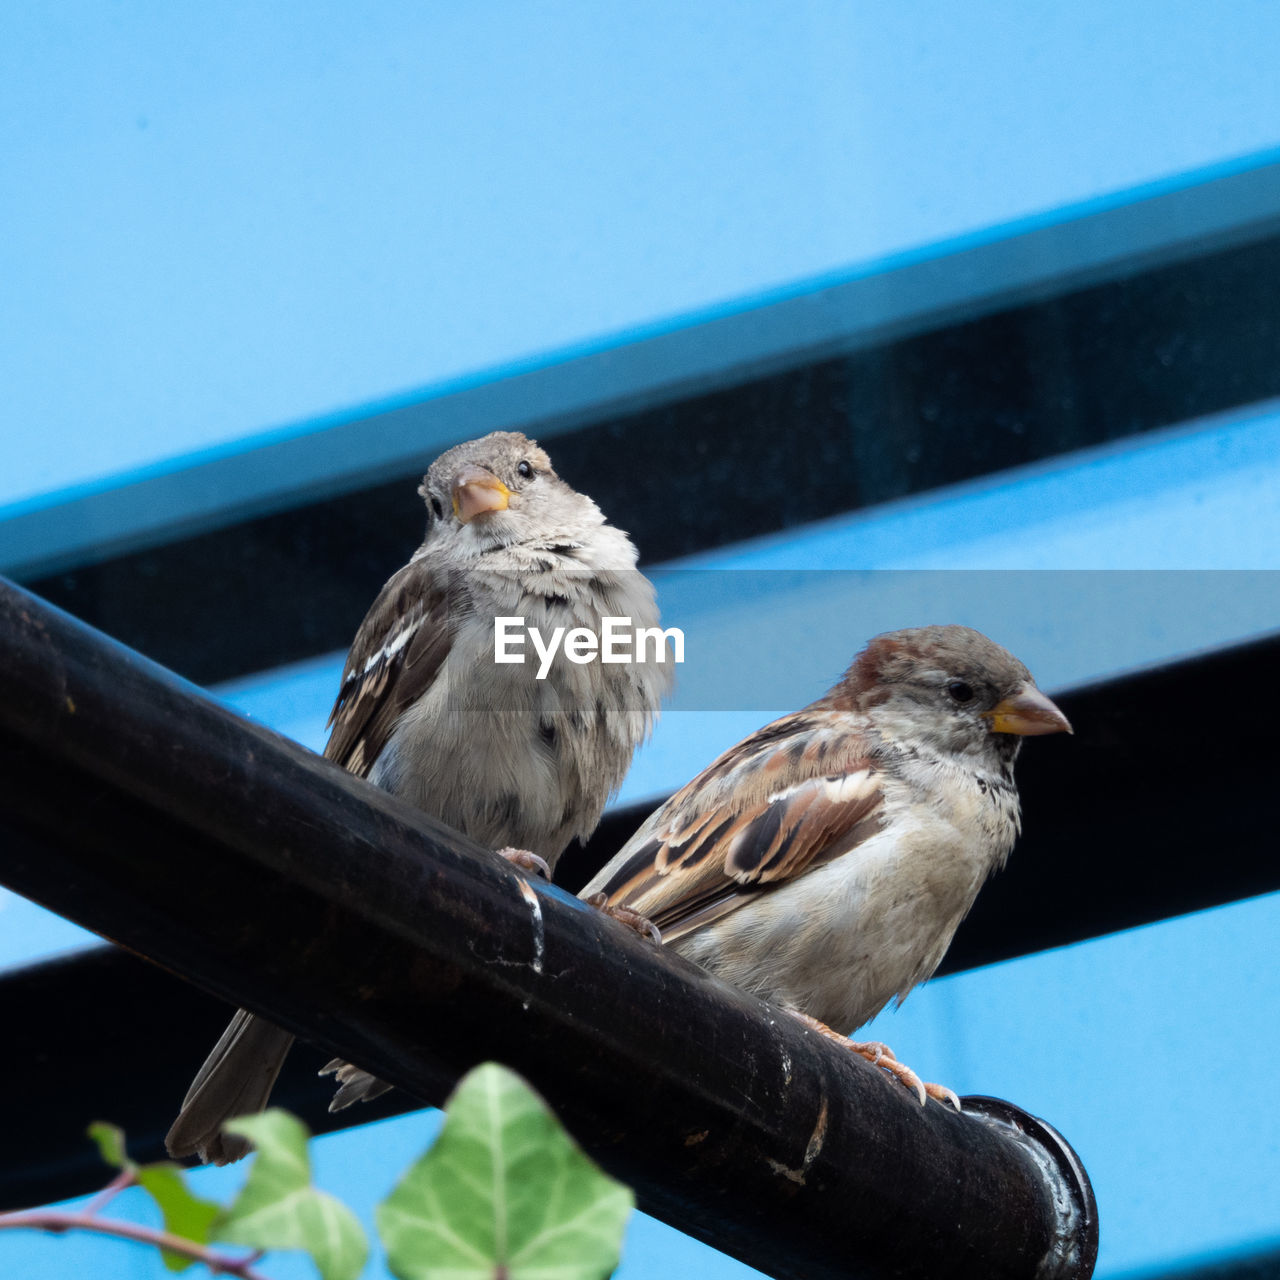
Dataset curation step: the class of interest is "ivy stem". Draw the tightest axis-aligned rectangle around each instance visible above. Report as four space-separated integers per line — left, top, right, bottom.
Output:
0 1209 273 1280
80 1167 139 1217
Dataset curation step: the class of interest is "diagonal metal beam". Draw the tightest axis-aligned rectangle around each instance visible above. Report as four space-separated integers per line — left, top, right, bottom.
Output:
0 575 1096 1279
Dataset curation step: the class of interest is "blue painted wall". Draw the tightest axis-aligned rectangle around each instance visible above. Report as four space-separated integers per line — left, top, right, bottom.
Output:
7 2 1280 503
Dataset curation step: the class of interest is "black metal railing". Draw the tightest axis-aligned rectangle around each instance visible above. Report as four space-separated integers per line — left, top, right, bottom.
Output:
0 575 1099 1278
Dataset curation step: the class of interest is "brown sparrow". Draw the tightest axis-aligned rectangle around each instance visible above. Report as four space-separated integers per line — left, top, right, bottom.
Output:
581 624 1070 1105
166 431 672 1163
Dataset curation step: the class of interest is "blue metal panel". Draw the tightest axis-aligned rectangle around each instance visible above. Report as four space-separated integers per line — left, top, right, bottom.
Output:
7 3 1280 515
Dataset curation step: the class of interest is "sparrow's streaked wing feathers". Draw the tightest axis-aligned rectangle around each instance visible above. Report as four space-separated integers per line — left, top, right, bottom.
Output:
593 712 884 942
324 561 453 777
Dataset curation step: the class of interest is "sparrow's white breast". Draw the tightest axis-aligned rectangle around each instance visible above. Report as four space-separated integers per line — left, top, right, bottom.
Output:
370 560 670 862
673 758 1019 1033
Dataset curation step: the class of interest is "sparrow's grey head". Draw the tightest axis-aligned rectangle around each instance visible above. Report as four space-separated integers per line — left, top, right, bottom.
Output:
841 624 1072 767
416 431 618 559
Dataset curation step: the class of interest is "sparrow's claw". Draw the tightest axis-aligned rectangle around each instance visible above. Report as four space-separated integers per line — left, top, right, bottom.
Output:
849 1040 927 1106
783 1010 955 1109
850 1040 961 1109
495 847 552 880
584 892 662 944
923 1080 963 1110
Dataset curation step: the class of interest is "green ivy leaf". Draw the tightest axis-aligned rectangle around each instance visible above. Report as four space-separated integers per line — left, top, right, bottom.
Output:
377 1063 633 1280
214 1110 369 1280
137 1164 221 1273
87 1121 134 1171
86 1121 221 1273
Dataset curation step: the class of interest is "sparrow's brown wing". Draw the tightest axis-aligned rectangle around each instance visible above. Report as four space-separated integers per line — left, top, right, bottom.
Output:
324 558 454 778
590 711 884 942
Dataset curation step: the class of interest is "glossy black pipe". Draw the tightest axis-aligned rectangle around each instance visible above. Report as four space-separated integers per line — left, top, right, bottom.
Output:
13 625 1280 1217
0 576 1095 1280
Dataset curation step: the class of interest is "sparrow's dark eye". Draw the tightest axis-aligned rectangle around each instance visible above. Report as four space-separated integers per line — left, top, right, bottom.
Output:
946 680 975 704
429 496 444 521
517 460 534 479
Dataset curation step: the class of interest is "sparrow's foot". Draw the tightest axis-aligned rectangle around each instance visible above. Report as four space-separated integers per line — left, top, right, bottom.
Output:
847 1040 927 1106
583 892 662 944
922 1080 963 1109
847 1039 961 1109
784 1009 960 1110
494 847 552 880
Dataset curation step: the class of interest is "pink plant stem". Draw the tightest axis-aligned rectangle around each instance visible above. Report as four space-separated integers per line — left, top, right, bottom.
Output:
80 1167 139 1217
0 1208 273 1280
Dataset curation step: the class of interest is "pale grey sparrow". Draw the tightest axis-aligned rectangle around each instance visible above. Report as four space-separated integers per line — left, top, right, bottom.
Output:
167 431 672 1162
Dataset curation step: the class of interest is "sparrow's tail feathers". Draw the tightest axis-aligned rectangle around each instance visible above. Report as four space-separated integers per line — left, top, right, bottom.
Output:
319 1058 393 1112
165 1009 295 1165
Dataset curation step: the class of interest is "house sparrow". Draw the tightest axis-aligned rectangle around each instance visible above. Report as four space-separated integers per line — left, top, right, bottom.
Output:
166 431 671 1163
581 624 1070 1105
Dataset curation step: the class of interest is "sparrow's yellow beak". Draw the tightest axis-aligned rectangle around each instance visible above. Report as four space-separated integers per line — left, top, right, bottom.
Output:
983 684 1073 736
451 466 511 524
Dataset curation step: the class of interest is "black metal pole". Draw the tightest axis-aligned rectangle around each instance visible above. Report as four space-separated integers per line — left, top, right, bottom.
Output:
0 576 1097 1280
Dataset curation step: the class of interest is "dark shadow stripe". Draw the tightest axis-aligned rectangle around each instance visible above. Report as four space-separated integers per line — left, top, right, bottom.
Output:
23 228 1280 686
